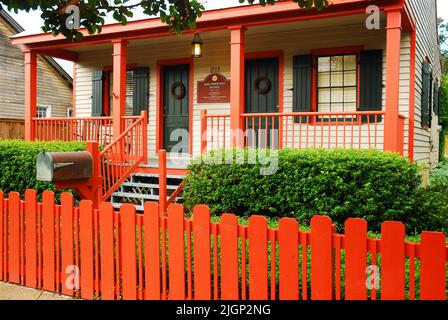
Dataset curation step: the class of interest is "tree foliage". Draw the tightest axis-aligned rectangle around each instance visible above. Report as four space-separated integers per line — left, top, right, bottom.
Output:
440 18 448 55
0 0 329 41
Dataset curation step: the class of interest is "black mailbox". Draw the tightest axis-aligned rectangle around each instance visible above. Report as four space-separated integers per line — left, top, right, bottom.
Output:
36 151 93 182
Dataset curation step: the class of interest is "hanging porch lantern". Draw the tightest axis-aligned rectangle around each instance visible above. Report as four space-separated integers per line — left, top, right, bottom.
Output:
191 33 203 58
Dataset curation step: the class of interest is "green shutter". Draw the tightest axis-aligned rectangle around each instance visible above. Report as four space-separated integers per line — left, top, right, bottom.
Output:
359 50 383 123
433 82 439 116
132 67 149 116
293 55 313 123
91 70 104 116
421 61 431 127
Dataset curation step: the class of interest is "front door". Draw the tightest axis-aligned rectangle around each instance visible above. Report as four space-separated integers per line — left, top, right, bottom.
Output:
245 57 279 148
163 64 190 153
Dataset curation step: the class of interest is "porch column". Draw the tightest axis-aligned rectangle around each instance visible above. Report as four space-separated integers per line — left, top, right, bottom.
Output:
229 26 246 147
112 39 128 137
384 10 402 153
24 50 37 141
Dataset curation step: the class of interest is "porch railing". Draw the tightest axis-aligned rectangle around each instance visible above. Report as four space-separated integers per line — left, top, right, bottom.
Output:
201 111 387 153
100 112 148 201
33 116 141 147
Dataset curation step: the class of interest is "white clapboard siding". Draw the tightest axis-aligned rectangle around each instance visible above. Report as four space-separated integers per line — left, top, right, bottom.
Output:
407 0 442 167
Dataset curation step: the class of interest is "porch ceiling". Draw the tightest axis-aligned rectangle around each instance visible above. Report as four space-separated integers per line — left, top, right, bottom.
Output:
64 13 384 54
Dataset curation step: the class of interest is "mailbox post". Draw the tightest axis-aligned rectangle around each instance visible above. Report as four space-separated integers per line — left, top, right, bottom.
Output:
36 142 103 208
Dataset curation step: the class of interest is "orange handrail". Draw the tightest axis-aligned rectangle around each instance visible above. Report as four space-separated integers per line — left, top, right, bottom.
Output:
100 112 147 201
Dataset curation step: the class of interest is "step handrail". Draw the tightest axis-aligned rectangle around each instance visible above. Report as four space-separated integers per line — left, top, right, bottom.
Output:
100 111 147 201
167 181 185 207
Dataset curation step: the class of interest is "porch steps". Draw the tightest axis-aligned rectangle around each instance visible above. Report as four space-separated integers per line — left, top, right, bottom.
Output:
110 173 185 212
139 155 192 170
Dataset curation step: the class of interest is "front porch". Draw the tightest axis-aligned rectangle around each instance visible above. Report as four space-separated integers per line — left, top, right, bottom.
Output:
12 0 417 206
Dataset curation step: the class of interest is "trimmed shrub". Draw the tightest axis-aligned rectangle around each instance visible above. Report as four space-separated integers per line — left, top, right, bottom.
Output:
183 148 421 231
409 184 448 234
0 140 86 199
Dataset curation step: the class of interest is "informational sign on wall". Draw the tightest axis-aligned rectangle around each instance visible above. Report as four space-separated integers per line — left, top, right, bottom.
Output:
197 73 230 103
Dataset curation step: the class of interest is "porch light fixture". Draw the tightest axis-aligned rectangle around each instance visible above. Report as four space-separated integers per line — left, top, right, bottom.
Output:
191 33 203 58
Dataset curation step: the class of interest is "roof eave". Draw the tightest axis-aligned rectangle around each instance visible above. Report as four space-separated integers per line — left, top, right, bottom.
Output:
11 0 404 49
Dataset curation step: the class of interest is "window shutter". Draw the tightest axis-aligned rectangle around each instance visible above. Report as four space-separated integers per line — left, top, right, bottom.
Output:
359 50 383 123
132 67 149 116
293 55 313 123
421 61 431 127
91 70 105 116
433 82 439 116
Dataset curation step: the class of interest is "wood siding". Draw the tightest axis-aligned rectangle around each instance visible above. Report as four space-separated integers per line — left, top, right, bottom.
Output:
0 15 72 125
407 0 442 167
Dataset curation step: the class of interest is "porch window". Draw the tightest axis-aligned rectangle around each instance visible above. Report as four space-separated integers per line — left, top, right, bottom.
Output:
36 105 51 118
317 54 357 113
108 70 134 116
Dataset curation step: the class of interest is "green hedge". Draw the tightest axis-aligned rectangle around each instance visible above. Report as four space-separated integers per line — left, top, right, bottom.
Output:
183 148 421 232
0 140 86 199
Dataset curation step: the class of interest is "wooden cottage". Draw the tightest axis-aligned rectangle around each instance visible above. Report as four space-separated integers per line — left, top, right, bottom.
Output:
10 0 443 209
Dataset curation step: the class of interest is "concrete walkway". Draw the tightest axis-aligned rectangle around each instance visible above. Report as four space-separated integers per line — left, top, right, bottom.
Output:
0 282 72 300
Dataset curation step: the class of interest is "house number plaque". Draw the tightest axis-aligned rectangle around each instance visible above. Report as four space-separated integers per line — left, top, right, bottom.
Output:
197 73 230 103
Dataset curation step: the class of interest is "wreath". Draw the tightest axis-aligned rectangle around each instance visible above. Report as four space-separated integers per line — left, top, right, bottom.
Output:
171 82 187 100
254 76 272 95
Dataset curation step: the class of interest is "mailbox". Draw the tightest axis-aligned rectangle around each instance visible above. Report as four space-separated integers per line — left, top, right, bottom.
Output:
36 151 93 182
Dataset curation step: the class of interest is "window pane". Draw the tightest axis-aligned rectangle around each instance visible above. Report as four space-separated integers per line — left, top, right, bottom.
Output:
344 55 357 70
318 103 331 113
344 103 357 112
331 56 344 71
318 57 330 72
344 87 357 103
318 88 331 103
331 103 344 112
331 88 344 103
331 71 343 87
37 107 47 118
318 72 330 87
344 71 357 86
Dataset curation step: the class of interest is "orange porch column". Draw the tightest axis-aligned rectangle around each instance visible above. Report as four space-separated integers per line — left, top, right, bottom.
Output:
229 26 246 147
24 50 37 141
112 39 128 138
384 10 402 153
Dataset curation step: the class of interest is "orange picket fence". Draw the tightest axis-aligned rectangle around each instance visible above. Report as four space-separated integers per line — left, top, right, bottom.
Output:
0 190 447 300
